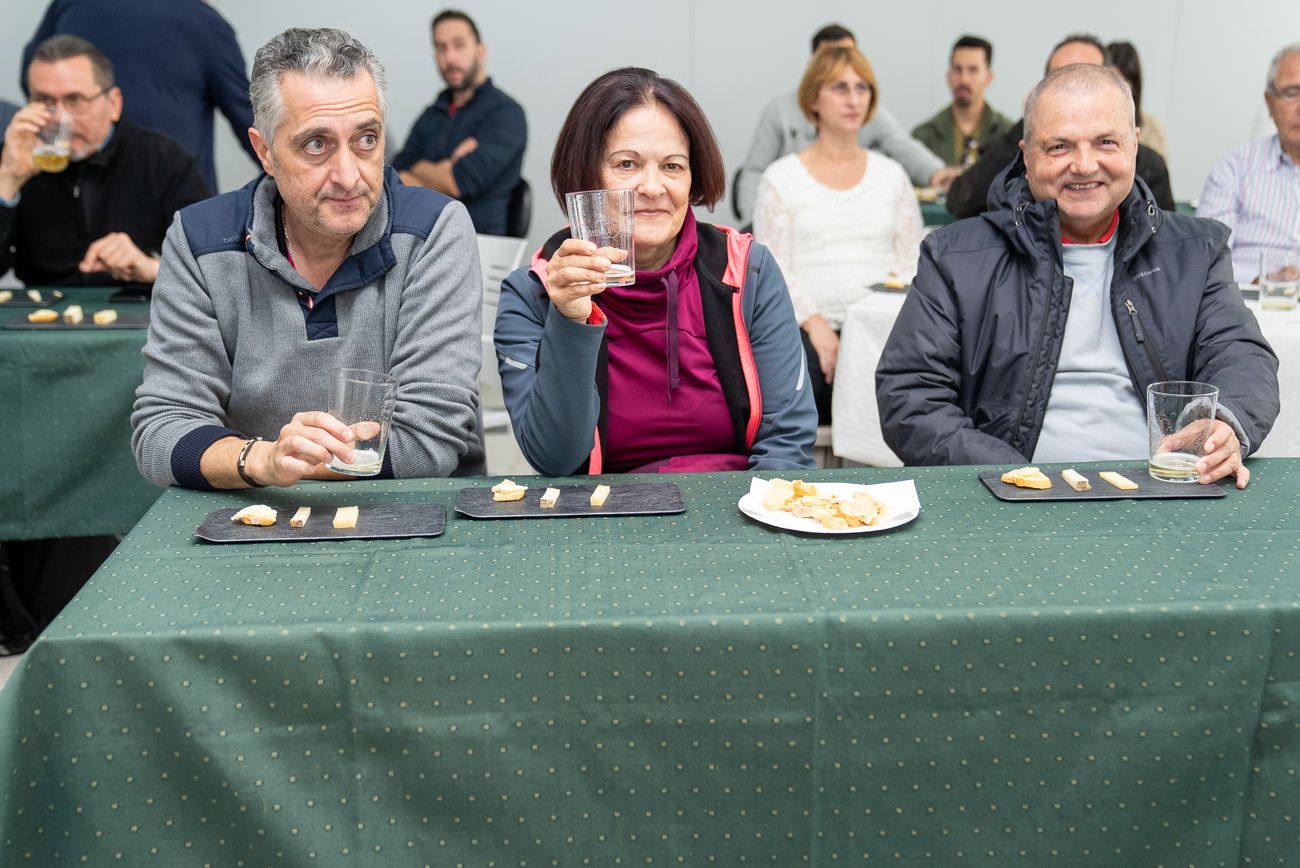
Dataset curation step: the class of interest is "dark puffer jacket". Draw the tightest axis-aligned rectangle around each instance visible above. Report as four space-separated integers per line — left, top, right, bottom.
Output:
875 155 1279 465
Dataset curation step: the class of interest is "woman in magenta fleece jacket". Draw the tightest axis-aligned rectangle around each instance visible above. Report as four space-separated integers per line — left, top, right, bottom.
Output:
494 67 817 476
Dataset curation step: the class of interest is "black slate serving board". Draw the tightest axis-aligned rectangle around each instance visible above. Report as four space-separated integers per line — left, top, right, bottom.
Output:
195 502 446 543
979 469 1225 502
6 313 149 330
0 289 63 307
455 482 684 519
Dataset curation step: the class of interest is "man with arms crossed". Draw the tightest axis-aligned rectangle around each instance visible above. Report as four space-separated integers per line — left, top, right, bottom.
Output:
1197 43 1300 283
876 64 1278 488
734 23 959 224
911 35 1014 170
133 27 484 490
392 9 526 236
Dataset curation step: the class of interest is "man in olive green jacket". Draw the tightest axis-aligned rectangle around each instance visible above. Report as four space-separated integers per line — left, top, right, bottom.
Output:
912 35 1013 169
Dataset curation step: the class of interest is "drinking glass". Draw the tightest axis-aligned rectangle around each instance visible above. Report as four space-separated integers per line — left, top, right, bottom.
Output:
1259 249 1299 311
564 189 635 286
1146 381 1219 482
33 109 72 174
325 368 397 477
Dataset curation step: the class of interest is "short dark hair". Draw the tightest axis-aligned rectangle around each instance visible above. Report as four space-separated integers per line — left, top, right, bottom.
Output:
28 34 114 90
550 67 726 213
811 24 855 53
431 9 480 43
1106 41 1143 116
952 35 993 67
1046 33 1107 74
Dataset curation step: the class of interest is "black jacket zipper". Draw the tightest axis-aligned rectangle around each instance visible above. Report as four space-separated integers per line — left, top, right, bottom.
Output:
1123 298 1168 381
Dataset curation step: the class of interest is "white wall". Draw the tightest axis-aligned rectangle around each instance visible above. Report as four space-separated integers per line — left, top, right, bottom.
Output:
3 0 1296 250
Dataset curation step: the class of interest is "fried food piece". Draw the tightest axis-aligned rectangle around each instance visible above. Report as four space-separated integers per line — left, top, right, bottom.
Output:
491 479 528 502
231 504 277 526
1000 466 1052 490
92 309 118 325
762 477 886 529
1098 471 1139 491
27 308 58 323
289 506 311 527
590 484 611 507
762 478 795 510
1061 468 1091 491
333 506 359 529
540 487 560 508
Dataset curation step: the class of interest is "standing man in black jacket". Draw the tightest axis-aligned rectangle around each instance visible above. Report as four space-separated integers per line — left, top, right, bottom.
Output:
876 63 1278 488
22 0 260 193
946 34 1174 219
0 35 208 286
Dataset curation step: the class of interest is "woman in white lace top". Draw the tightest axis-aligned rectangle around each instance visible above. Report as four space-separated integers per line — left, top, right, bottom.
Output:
753 45 923 422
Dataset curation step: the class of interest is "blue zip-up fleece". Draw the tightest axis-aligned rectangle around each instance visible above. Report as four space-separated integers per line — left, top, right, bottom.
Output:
132 167 485 489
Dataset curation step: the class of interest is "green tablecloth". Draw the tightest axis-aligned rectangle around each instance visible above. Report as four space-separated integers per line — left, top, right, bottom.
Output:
920 200 953 226
0 290 161 539
2 461 1297 865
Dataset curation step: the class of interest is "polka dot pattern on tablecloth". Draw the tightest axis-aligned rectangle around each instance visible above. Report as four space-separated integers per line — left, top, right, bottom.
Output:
1 462 1296 865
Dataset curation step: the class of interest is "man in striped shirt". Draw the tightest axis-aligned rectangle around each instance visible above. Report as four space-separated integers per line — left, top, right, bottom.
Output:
1198 43 1300 283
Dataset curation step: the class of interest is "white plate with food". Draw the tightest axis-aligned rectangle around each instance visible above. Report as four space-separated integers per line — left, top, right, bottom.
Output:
738 477 920 535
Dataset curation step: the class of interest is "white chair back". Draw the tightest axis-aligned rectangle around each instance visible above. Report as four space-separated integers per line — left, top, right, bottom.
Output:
476 234 528 426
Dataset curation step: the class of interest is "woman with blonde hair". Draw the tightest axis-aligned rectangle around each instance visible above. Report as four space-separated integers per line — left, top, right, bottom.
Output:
753 45 923 422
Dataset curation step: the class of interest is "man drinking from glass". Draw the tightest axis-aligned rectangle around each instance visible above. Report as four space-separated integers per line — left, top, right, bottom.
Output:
0 35 208 286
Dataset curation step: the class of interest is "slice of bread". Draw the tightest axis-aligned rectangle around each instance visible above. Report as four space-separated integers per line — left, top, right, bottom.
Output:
1000 466 1052 490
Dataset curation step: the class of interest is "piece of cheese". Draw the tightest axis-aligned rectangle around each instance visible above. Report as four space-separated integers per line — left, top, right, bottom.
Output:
590 484 611 507
63 304 84 324
27 308 58 323
1061 468 1091 492
92 308 118 325
491 479 528 502
1000 466 1052 490
1098 471 1139 491
540 487 560 508
289 506 311 528
0 290 12 304
333 506 359 529
231 504 277 526
26 289 42 302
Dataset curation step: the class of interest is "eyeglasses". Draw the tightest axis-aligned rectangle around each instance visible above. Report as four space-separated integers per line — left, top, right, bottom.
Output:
1271 85 1300 103
822 81 872 97
31 88 109 116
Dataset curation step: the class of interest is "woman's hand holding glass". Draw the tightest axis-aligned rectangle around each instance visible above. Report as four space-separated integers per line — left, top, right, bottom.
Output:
545 238 628 323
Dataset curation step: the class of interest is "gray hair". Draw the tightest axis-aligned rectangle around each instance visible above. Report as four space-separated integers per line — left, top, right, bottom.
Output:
1024 63 1135 143
29 34 114 90
1266 42 1300 92
249 27 388 147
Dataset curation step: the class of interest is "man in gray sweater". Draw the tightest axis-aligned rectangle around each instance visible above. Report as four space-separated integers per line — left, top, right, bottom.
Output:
133 27 484 489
